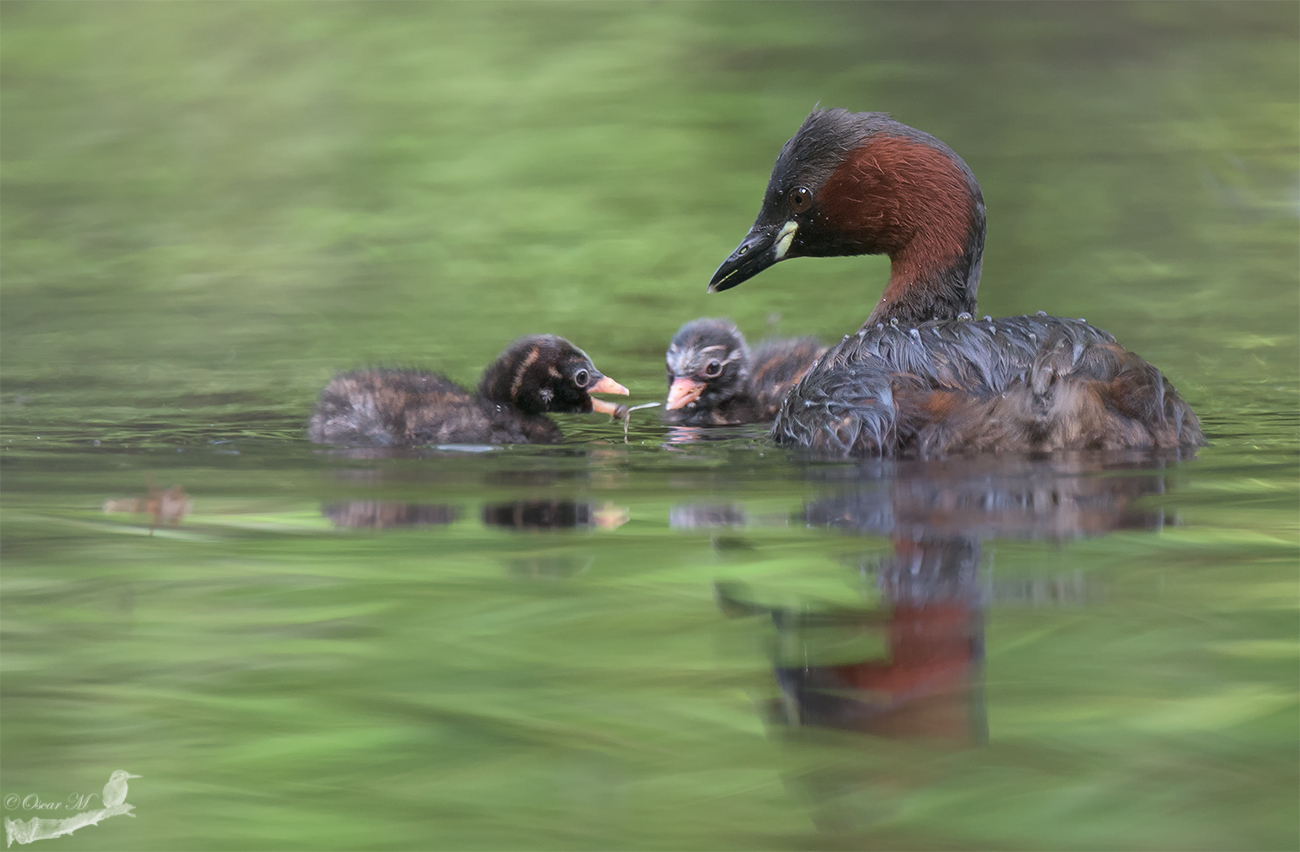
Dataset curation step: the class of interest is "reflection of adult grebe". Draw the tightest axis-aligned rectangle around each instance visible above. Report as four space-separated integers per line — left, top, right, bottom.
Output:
718 538 986 747
663 318 823 425
708 109 1204 457
308 335 627 446
718 456 1172 744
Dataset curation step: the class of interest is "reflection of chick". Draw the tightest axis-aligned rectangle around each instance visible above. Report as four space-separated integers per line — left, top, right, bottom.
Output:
101 771 140 808
480 500 629 531
663 319 822 426
322 502 458 529
308 335 628 446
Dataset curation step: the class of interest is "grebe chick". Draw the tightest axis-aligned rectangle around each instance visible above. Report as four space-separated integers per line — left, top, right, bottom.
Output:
663 318 824 426
307 335 628 446
708 108 1203 458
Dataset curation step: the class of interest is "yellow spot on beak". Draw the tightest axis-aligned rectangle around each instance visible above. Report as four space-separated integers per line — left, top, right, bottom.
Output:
773 221 798 260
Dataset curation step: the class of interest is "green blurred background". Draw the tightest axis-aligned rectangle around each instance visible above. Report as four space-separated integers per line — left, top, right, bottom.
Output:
4 1 1296 413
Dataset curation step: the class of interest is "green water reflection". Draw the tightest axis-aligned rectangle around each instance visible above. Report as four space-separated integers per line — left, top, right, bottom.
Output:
3 3 1297 850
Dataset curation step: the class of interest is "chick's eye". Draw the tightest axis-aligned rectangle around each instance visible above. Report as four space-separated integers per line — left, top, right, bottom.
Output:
573 369 590 388
703 361 723 378
789 186 812 213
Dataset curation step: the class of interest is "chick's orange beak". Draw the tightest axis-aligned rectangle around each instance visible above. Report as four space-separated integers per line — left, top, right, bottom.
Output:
589 375 629 416
590 375 629 397
666 377 705 410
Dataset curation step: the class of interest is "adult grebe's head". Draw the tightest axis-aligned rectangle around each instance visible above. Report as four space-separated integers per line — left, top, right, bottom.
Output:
709 109 986 325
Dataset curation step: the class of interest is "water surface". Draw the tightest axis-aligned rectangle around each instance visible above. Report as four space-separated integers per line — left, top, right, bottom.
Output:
3 3 1297 849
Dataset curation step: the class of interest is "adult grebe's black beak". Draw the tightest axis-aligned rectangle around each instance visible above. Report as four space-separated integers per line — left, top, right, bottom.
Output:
707 220 797 293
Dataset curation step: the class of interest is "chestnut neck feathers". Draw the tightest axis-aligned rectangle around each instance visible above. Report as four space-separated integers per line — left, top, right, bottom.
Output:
711 109 985 326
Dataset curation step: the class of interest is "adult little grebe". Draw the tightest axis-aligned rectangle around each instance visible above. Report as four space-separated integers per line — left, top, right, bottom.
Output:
709 109 1203 457
308 335 628 446
663 318 824 426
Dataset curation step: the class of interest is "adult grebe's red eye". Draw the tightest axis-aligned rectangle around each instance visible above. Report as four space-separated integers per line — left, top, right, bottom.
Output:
789 186 812 213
